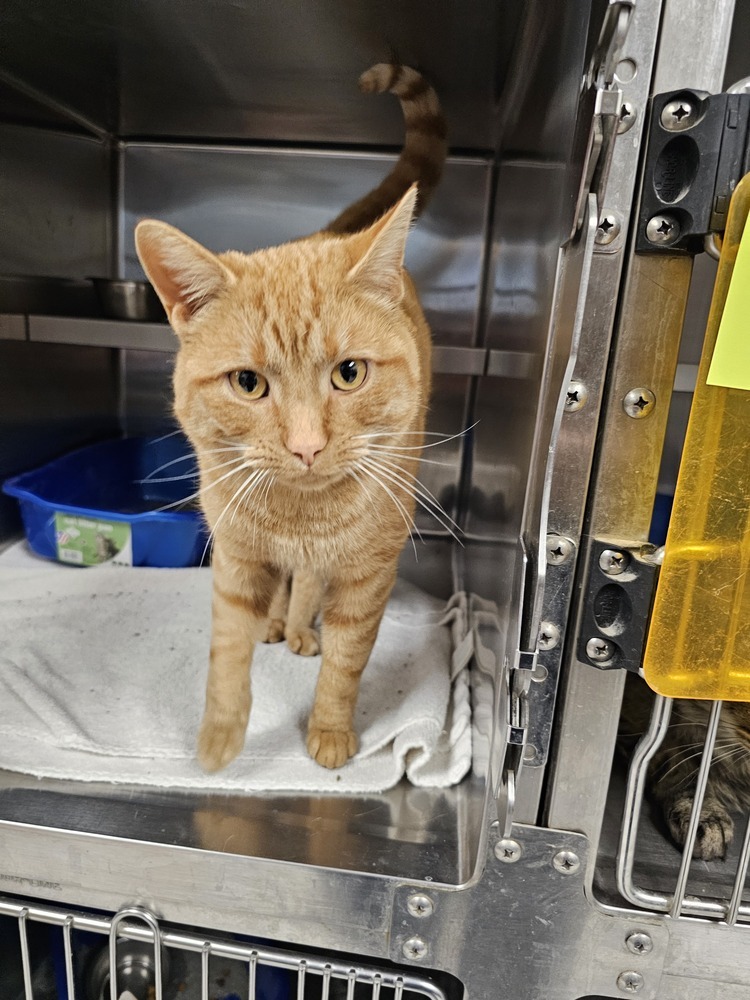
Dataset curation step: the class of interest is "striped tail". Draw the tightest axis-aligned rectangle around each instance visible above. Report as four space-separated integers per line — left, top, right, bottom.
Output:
326 64 447 235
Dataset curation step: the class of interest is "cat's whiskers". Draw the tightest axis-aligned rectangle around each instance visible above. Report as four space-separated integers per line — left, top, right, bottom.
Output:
152 459 257 513
141 446 245 483
201 467 269 565
139 454 249 484
362 448 453 468
353 462 420 559
354 422 478 452
361 455 463 545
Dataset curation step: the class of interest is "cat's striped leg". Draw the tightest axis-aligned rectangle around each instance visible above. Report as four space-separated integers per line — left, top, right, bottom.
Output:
285 569 323 656
307 567 396 768
197 544 279 772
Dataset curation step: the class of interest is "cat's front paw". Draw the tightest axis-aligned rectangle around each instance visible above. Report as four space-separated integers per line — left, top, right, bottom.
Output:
667 795 734 860
197 711 248 772
262 618 286 643
307 727 357 768
286 626 320 656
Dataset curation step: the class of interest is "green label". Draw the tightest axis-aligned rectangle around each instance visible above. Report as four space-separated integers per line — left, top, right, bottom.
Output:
54 514 133 567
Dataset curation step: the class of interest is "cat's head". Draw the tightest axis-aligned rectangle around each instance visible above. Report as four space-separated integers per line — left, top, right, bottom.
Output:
135 187 428 493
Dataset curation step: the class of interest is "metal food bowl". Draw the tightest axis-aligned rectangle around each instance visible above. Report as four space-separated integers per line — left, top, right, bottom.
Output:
93 278 166 322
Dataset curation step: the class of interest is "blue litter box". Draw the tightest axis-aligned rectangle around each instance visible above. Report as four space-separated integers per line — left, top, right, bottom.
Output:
3 435 210 568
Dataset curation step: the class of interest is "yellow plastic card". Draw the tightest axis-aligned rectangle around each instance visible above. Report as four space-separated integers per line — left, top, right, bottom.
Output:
643 173 750 700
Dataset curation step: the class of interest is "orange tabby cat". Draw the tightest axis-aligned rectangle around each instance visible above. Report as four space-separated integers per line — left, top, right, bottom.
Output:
135 64 446 771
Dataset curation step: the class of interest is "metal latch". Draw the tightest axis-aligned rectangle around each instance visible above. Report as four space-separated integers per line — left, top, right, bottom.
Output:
636 85 750 254
576 539 661 671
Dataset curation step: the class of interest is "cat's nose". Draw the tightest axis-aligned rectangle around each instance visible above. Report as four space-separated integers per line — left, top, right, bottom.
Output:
286 434 327 467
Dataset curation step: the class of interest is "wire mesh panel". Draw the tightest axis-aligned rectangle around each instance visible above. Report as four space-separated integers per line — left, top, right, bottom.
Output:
617 693 750 923
0 898 448 1000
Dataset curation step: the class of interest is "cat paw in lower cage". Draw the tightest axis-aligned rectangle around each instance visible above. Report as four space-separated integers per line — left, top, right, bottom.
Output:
666 795 735 860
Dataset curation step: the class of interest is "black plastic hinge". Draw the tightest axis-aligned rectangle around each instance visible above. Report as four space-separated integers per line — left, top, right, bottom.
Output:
577 539 660 672
636 89 750 254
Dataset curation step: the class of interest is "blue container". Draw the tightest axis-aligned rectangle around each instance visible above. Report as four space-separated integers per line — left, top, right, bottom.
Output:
3 435 210 568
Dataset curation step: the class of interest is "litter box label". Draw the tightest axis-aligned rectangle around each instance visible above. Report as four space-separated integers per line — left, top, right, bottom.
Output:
54 514 133 567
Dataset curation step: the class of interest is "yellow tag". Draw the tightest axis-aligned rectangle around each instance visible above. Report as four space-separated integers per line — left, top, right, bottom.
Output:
707 212 750 390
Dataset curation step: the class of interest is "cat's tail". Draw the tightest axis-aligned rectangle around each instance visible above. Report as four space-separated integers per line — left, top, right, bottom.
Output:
325 64 447 235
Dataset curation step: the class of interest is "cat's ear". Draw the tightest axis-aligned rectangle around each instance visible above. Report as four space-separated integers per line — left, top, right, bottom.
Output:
347 185 417 303
134 220 234 329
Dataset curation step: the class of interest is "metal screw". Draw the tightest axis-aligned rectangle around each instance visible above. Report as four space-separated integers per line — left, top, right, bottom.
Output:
406 894 434 919
617 101 636 133
402 936 428 961
623 387 656 419
545 535 575 565
626 932 653 955
495 838 522 863
564 380 588 412
617 971 645 994
538 622 561 651
586 637 615 664
596 212 621 245
660 98 696 131
552 850 580 874
645 214 680 246
599 549 627 576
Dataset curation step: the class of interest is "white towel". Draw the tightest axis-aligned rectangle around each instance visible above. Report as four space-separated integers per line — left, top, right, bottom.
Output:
0 542 472 792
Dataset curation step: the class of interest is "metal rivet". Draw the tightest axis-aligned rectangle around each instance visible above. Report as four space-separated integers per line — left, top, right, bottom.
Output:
660 98 697 131
599 549 628 576
586 637 615 664
531 661 548 683
546 535 575 565
402 936 428 961
645 214 680 246
538 622 561 651
625 931 653 955
552 849 580 874
523 744 538 762
623 387 656 419
617 101 636 133
495 838 522 863
564 380 588 412
617 971 645 994
596 212 621 245
406 894 434 919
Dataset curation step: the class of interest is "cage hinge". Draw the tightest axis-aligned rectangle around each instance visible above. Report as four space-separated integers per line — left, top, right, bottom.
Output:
636 87 750 254
496 664 530 837
576 538 661 672
570 0 634 236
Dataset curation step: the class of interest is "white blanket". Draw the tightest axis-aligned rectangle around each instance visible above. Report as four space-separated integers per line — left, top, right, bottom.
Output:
0 543 472 792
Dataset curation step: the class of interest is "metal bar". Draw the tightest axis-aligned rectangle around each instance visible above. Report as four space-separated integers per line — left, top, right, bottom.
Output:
321 964 332 1000
201 941 211 1000
670 700 723 917
372 973 382 1000
346 968 357 1000
248 949 258 1000
63 915 77 1000
18 907 33 1000
394 978 405 1000
726 815 750 925
110 906 164 1000
297 959 307 1000
617 694 673 906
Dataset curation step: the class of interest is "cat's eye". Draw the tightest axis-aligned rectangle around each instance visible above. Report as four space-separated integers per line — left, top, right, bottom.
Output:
331 359 367 391
229 370 268 399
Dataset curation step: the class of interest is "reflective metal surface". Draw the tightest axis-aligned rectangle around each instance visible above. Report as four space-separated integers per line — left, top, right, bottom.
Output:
0 124 111 278
1 0 512 149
